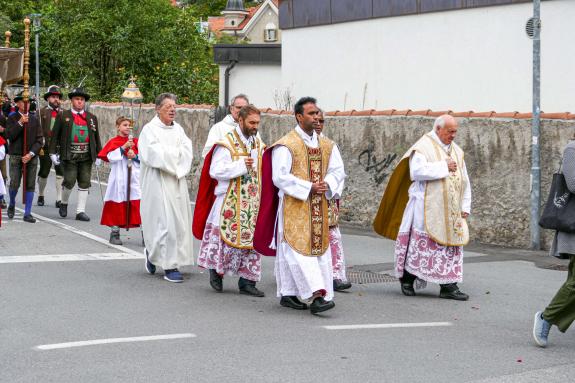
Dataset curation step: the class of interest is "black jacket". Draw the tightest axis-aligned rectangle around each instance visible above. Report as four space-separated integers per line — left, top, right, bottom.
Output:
6 112 43 156
49 110 102 162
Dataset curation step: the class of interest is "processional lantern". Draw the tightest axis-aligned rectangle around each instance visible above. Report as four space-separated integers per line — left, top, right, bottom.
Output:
120 78 143 132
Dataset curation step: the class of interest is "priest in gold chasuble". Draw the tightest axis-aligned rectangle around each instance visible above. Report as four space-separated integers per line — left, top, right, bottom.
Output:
373 115 472 301
254 97 346 315
194 105 266 297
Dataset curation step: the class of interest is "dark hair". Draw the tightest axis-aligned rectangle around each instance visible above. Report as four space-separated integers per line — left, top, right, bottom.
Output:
238 104 261 120
294 97 317 117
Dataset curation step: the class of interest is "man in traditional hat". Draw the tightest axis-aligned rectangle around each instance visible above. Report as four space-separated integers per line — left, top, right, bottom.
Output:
5 93 44 222
373 115 471 301
37 85 64 207
49 88 102 221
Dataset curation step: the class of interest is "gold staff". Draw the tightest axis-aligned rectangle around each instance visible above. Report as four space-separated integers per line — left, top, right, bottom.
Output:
21 17 30 204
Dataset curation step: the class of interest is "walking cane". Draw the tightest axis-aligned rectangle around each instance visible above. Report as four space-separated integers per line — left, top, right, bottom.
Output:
21 18 31 204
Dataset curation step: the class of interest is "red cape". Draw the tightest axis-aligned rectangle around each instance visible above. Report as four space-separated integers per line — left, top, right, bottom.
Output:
253 147 280 256
192 145 218 240
97 136 139 162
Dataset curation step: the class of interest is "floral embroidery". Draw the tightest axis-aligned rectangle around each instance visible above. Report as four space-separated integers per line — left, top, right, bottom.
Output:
308 148 324 256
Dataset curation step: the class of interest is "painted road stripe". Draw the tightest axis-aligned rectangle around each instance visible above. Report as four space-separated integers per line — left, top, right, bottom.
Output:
14 207 142 257
36 333 196 350
0 253 141 264
323 322 453 330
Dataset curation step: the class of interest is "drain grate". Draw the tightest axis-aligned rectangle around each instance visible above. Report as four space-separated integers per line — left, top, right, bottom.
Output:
541 264 569 271
346 270 397 284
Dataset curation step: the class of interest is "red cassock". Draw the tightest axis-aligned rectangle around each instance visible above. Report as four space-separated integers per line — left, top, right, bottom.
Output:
97 136 141 228
253 147 280 256
192 145 218 240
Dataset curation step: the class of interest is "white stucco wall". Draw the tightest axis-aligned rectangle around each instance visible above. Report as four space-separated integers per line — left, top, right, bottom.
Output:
280 0 575 112
218 63 282 108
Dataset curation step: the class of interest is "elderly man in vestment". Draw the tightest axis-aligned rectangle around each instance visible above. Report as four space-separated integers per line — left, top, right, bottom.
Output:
193 105 266 297
201 94 249 158
254 97 346 314
139 93 194 283
373 115 471 301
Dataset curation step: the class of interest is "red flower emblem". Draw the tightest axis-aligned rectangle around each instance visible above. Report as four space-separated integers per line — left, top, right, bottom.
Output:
248 184 258 197
223 209 233 219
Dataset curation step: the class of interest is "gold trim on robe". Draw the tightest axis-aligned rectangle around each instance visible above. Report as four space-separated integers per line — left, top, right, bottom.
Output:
274 130 334 257
374 133 469 246
217 131 265 249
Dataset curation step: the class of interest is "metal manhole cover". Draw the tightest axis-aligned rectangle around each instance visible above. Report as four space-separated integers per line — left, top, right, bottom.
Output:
346 270 397 284
541 264 569 271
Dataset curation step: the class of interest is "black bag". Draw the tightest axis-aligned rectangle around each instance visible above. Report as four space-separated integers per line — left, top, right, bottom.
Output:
539 171 575 233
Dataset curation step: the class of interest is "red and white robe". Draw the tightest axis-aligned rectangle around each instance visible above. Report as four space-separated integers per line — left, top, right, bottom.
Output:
97 136 141 228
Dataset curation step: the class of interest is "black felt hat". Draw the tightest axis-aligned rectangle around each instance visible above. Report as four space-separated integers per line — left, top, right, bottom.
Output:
43 85 63 101
68 87 90 101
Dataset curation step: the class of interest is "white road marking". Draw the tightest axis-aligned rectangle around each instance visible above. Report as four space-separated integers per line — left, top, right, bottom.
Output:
14 207 142 257
0 253 141 264
323 322 453 330
36 333 196 350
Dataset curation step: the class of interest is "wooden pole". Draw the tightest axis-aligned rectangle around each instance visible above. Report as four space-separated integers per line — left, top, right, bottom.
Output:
4 31 11 48
22 18 31 204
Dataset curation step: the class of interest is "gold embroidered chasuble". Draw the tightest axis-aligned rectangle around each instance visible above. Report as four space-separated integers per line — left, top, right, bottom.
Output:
275 130 334 257
374 133 469 246
217 130 265 249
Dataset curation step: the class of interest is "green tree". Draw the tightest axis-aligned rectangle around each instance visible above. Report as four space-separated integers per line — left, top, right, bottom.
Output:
37 0 218 103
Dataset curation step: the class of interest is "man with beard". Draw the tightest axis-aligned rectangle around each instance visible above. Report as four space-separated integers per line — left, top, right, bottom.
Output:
194 104 266 297
37 85 64 207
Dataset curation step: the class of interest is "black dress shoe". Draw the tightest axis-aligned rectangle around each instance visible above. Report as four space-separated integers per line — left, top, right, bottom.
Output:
439 283 469 301
209 269 223 292
55 200 61 208
280 296 308 310
333 279 352 291
23 215 36 223
7 205 15 219
59 203 67 217
239 284 265 297
310 297 335 314
75 212 90 221
0 200 7 209
37 196 44 206
400 282 416 297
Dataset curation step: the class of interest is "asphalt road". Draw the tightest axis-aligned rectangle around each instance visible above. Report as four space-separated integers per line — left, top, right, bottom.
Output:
0 169 573 383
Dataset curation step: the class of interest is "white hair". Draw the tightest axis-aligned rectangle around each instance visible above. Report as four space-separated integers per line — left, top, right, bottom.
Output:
433 116 446 131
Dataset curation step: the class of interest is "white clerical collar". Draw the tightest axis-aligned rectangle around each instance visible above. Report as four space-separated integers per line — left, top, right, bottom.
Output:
295 125 318 146
225 114 239 126
72 109 85 115
235 125 254 148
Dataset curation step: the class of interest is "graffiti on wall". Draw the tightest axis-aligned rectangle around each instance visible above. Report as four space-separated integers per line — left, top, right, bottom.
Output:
358 143 397 185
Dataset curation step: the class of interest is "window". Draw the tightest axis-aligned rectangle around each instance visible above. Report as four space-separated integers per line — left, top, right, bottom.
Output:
264 22 277 42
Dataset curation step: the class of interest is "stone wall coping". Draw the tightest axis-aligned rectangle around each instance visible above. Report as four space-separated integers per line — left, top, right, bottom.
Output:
90 102 575 120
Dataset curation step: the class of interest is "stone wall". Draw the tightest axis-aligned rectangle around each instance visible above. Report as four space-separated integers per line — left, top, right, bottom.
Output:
90 104 574 249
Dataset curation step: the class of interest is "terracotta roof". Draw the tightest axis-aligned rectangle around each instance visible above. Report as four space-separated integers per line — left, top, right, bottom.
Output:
210 0 277 34
91 103 575 120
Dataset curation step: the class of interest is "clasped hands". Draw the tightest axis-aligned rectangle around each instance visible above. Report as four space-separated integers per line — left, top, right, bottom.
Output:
311 181 329 195
446 158 457 172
